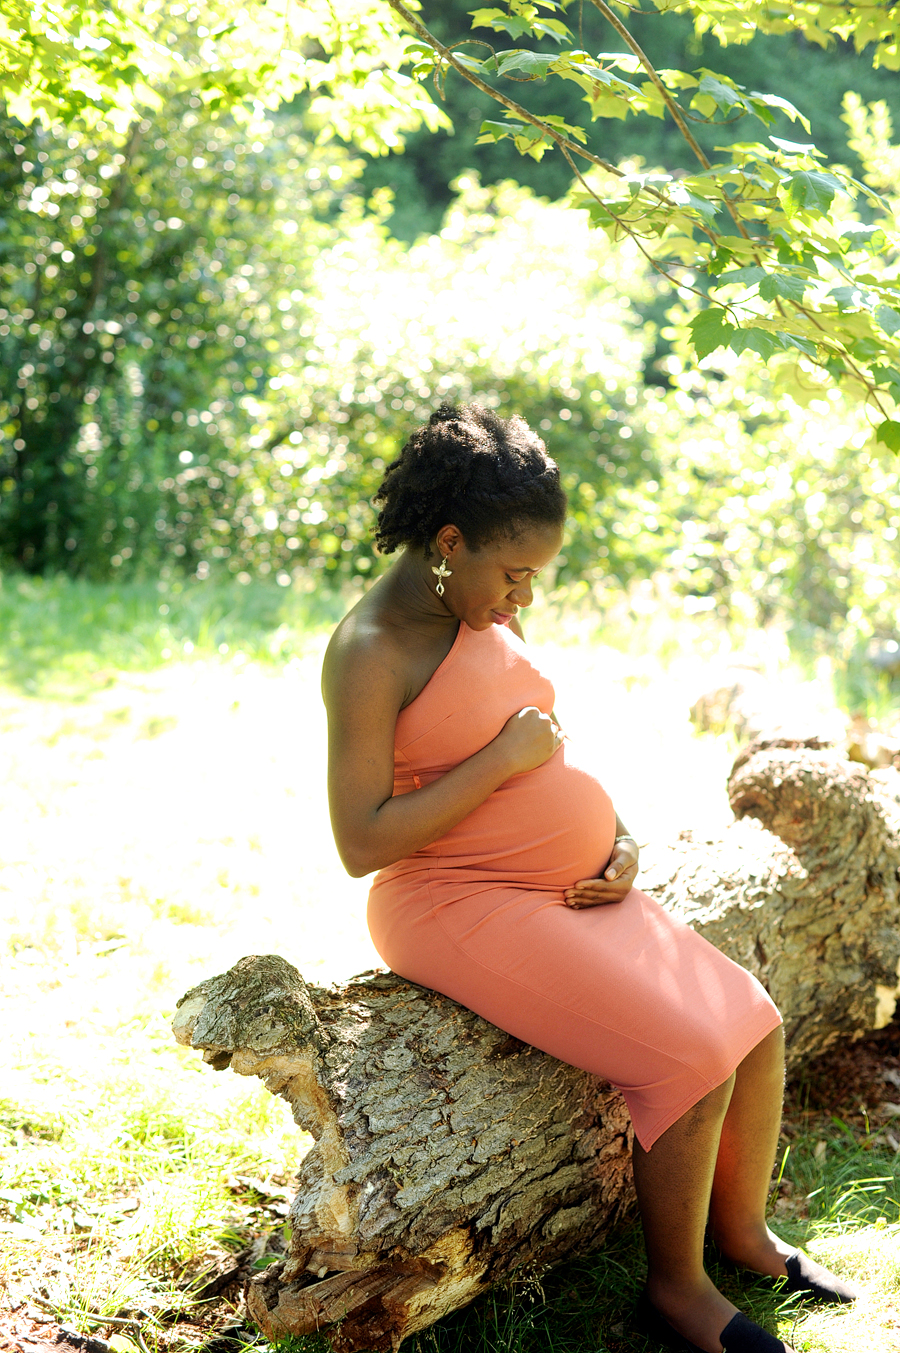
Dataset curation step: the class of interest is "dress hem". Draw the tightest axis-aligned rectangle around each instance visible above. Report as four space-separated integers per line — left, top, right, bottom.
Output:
631 1005 784 1151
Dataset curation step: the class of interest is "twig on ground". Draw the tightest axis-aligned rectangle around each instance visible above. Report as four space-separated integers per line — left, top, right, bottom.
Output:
29 1295 159 1353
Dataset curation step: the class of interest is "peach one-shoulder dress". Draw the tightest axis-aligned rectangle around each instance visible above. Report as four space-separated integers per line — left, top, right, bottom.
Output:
367 621 782 1150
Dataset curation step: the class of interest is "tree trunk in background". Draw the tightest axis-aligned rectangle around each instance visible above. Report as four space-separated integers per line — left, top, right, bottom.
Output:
645 738 900 1061
173 742 900 1352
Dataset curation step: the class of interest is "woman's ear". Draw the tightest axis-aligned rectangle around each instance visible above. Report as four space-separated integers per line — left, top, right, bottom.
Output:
434 524 463 559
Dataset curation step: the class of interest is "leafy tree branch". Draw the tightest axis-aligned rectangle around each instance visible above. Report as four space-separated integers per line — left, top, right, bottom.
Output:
385 0 900 449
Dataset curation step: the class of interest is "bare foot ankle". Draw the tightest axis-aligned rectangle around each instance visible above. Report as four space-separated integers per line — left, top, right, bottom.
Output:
644 1276 737 1353
709 1224 793 1278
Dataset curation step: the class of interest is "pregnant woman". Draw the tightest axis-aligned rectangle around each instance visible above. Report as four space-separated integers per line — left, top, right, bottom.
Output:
322 403 858 1353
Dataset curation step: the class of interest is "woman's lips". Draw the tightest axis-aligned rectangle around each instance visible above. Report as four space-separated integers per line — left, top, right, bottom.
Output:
492 611 514 625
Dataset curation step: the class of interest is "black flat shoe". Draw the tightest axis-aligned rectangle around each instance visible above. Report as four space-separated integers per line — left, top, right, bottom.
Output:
635 1293 788 1352
708 1236 862 1306
782 1249 861 1304
720 1312 790 1350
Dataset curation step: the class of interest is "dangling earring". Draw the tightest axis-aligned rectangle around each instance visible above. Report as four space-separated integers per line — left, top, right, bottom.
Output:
432 555 453 597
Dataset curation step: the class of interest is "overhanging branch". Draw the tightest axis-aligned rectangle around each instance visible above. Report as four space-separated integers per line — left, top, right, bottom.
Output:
385 0 634 186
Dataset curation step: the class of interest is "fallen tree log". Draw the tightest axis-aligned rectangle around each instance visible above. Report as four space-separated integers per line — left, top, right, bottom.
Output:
172 742 900 1351
174 955 635 1351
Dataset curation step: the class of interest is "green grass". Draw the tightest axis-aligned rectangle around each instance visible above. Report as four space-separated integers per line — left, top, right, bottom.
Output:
0 573 352 696
0 1015 304 1337
7 1097 899 1353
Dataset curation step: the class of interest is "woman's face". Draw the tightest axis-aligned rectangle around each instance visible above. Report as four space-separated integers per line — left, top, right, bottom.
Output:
435 521 564 631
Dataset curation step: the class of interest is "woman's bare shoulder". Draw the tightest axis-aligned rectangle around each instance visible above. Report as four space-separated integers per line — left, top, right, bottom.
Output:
322 594 411 704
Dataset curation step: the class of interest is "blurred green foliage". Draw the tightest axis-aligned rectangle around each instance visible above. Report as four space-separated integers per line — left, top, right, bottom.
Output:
1 31 899 660
632 345 900 652
1 131 665 585
228 178 664 587
0 100 355 575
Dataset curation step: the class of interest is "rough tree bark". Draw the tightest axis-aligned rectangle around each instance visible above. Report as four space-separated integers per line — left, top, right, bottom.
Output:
173 741 900 1351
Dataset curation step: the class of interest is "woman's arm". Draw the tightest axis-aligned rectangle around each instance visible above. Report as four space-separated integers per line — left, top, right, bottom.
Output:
323 627 563 877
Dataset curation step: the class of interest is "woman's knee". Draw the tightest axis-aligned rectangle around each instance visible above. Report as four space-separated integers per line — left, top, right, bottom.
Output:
677 1073 736 1140
736 1024 785 1082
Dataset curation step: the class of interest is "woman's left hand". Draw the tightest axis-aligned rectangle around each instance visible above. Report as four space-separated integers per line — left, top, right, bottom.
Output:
564 837 639 908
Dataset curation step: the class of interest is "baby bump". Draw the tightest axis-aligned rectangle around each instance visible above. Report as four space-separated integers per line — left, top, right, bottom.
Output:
423 744 616 887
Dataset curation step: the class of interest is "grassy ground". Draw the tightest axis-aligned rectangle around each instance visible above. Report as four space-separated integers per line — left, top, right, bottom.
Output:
1 576 899 1353
0 573 352 696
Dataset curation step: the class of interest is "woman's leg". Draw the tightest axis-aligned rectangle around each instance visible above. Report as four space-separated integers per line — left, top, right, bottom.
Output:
708 1025 794 1276
633 1075 741 1352
634 1027 798 1353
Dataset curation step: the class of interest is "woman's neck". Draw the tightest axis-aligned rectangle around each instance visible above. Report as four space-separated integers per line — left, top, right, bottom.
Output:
374 549 457 635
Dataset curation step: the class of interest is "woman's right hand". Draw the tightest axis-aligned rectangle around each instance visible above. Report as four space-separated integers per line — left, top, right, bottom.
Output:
496 706 564 775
